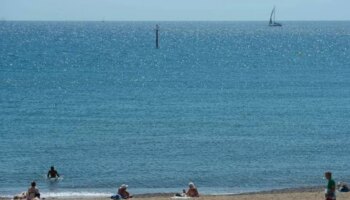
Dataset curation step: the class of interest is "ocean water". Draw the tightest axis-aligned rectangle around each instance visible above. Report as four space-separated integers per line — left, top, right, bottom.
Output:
1 21 350 197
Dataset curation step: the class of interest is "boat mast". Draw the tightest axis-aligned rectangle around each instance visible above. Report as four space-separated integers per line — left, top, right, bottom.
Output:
155 24 159 49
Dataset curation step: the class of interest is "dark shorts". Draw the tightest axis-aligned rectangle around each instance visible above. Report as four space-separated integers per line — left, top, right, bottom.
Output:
325 192 336 200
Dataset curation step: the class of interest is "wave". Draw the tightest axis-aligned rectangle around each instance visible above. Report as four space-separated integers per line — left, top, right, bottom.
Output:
38 191 113 198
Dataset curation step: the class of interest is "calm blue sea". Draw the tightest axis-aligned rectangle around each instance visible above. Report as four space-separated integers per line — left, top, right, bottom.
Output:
1 21 350 197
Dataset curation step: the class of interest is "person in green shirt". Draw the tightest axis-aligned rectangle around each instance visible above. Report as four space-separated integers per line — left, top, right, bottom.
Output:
325 171 336 200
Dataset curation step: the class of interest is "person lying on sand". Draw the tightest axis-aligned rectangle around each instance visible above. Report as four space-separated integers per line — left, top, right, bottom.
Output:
337 182 350 192
175 189 187 197
13 191 27 200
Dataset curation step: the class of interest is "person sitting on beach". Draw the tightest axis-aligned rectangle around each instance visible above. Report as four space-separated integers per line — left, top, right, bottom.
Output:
337 182 349 192
118 184 133 199
27 181 40 200
324 171 336 200
47 166 60 178
186 182 199 197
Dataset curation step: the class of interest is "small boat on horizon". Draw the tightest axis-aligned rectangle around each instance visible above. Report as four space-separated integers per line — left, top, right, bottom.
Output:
269 6 282 27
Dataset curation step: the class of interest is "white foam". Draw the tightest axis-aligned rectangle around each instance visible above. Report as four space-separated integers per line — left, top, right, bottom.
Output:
0 194 13 198
40 192 113 198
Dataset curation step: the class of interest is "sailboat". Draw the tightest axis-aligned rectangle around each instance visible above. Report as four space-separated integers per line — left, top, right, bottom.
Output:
269 6 282 27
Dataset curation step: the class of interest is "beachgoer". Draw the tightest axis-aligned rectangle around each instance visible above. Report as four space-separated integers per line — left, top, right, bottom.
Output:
47 166 60 178
325 171 336 200
13 191 27 200
118 184 133 199
186 182 199 197
338 182 350 192
26 181 40 200
175 189 187 197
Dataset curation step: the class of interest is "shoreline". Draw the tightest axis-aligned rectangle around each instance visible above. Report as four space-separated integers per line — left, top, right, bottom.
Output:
0 185 328 199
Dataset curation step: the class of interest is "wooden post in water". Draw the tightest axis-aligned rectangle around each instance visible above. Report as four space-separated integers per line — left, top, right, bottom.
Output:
155 24 159 49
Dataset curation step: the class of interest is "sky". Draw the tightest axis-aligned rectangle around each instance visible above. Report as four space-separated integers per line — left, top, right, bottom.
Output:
1 0 350 21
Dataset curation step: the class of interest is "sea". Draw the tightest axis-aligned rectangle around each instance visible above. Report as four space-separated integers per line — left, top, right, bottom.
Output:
1 21 350 198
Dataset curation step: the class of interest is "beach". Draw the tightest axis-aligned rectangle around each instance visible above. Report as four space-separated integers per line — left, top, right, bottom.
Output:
2 187 350 200
2 191 350 200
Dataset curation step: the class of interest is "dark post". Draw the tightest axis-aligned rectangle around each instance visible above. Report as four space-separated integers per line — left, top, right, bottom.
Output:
155 24 159 49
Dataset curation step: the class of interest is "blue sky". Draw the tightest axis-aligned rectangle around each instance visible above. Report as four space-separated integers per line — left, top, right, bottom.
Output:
1 0 349 21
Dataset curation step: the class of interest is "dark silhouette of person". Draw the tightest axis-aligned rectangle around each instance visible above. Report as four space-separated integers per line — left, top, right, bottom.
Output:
47 166 60 178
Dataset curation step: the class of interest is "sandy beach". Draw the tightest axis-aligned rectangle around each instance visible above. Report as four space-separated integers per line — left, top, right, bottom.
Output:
2 187 349 200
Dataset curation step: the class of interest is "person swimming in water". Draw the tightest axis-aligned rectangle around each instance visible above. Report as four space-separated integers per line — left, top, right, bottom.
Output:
47 166 60 178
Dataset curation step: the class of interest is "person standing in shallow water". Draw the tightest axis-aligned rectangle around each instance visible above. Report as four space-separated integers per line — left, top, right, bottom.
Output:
325 171 336 200
47 166 60 178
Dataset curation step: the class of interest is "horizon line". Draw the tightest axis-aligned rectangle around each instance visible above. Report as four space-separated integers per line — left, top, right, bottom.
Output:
1 19 350 22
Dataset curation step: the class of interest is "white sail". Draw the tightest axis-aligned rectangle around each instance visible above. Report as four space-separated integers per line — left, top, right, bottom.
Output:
269 7 275 25
269 6 282 27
